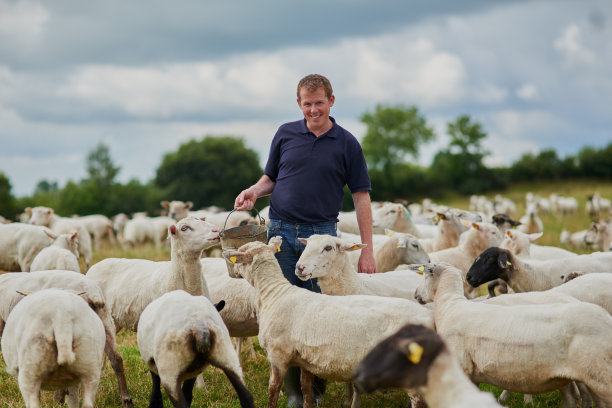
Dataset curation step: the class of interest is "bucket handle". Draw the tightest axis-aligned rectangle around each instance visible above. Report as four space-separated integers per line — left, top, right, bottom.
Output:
221 208 265 233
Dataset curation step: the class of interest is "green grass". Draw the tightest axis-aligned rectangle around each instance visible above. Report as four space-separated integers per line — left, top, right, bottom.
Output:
1 179 611 406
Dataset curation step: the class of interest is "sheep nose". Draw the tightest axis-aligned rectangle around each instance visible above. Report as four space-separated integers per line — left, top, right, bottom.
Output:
295 265 305 275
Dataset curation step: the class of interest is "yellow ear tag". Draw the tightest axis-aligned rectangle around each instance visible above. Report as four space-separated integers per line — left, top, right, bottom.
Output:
433 216 439 223
352 245 360 250
418 265 425 271
506 261 512 266
462 220 469 226
408 342 424 364
230 256 237 264
387 231 393 237
396 242 401 248
473 224 480 230
276 246 281 253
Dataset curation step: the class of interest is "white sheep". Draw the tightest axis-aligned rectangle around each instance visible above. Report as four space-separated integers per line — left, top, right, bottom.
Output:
120 215 175 249
517 202 543 234
1 289 106 408
586 192 612 218
162 200 254 230
0 223 55 271
585 219 612 251
419 208 482 253
466 246 612 292
0 270 134 407
491 213 521 234
413 262 612 407
223 237 434 408
86 216 220 332
354 324 502 408
76 214 117 249
500 229 578 260
428 221 503 297
560 228 591 250
27 206 93 268
295 234 427 301
30 231 80 273
137 290 255 407
372 202 437 238
549 193 579 217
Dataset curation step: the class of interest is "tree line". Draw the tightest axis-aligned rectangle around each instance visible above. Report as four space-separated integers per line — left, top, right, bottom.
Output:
1 104 611 220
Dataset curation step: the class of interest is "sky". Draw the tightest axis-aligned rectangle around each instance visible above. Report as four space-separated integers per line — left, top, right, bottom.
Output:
1 0 610 197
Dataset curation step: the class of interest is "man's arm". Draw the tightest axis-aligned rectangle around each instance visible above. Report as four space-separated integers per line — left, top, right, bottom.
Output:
353 190 377 274
234 175 276 210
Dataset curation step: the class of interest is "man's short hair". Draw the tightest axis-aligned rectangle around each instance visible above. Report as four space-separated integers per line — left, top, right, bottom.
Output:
297 74 333 100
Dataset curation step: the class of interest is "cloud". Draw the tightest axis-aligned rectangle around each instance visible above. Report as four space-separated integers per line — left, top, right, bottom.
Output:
0 0 49 40
515 84 539 101
554 24 596 67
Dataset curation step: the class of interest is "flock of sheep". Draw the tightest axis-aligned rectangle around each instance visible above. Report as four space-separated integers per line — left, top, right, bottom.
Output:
0 190 611 408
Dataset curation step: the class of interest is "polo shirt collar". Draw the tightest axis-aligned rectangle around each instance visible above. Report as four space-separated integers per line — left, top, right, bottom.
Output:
299 116 338 139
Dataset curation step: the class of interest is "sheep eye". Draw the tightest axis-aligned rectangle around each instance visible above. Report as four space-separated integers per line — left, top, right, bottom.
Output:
324 245 333 252
181 225 191 232
411 243 419 249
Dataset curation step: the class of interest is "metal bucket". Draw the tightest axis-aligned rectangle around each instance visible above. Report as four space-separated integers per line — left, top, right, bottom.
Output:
220 208 267 276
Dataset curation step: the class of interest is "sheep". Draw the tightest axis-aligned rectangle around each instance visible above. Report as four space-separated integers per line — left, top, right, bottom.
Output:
549 193 579 217
200 257 259 360
491 213 521 234
30 231 80 273
223 237 434 408
586 192 612 218
27 206 93 268
418 208 482 253
162 200 254 230
1 289 106 408
517 202 543 234
427 221 503 297
500 229 578 260
585 219 612 251
120 215 175 249
560 228 591 250
493 194 517 217
0 223 55 271
295 234 427 301
76 214 117 249
342 229 429 272
354 324 502 408
0 215 11 224
137 290 255 408
466 246 612 292
0 270 134 407
412 262 612 407
372 202 437 238
86 216 220 332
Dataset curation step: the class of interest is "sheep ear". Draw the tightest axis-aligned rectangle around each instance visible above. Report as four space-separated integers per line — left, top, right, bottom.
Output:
339 242 367 252
16 291 30 296
498 252 512 270
472 222 480 230
45 230 57 240
70 231 78 241
26 207 32 215
268 236 282 252
298 237 308 245
223 251 252 265
214 300 226 312
397 339 424 364
528 232 543 242
161 201 169 209
409 264 431 275
505 230 514 239
169 225 178 236
186 201 194 210
47 209 53 215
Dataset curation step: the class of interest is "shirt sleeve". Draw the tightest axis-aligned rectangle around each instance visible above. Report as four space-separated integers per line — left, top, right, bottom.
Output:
346 136 372 193
264 128 282 182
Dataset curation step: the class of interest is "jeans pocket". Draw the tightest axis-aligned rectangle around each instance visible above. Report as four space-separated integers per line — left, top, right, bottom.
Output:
267 221 281 242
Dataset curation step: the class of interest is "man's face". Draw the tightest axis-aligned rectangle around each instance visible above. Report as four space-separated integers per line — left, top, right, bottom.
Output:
297 87 335 132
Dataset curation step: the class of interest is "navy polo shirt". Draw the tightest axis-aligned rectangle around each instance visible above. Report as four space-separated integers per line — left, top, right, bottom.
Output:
264 117 371 223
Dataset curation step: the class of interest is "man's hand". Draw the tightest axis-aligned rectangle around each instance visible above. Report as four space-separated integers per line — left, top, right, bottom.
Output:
357 250 377 274
234 188 257 211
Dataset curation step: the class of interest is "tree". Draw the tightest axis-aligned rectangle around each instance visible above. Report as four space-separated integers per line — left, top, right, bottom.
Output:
429 115 501 194
155 136 263 210
360 105 435 174
86 143 120 188
0 173 17 220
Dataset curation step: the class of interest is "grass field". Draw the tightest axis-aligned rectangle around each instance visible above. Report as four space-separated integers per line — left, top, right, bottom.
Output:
1 179 610 407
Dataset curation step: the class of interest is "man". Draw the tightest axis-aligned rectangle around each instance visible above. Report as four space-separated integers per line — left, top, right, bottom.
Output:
234 73 376 407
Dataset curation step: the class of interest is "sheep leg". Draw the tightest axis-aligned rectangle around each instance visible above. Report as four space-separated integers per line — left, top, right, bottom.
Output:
65 384 80 408
300 369 315 408
181 377 197 406
575 382 593 408
163 376 189 408
560 383 578 408
222 367 255 408
350 383 362 408
498 390 510 402
267 365 285 408
523 394 533 405
103 319 134 407
343 382 353 407
148 371 164 408
17 372 41 408
81 377 100 408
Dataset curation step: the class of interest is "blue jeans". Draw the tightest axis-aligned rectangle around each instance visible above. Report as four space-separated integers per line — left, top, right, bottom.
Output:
267 219 337 293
